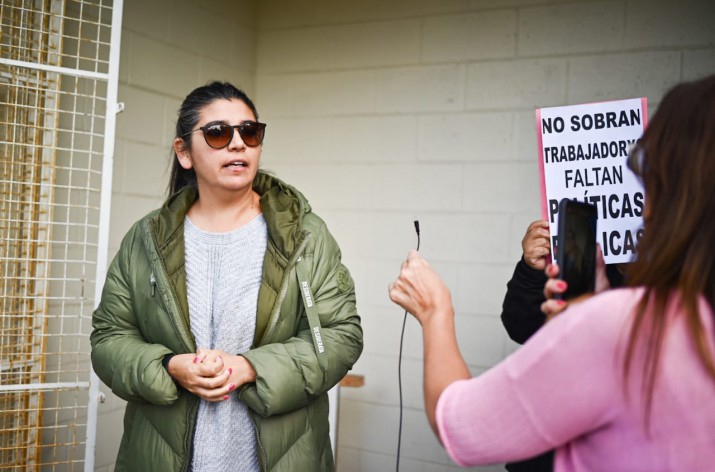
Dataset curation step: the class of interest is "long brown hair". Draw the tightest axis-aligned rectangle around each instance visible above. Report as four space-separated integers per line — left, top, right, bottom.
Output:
625 74 715 419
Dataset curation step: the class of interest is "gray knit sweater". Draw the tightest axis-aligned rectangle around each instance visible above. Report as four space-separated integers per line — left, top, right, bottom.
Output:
184 215 267 472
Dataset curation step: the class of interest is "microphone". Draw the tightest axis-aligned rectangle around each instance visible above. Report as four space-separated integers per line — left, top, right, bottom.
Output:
398 219 421 471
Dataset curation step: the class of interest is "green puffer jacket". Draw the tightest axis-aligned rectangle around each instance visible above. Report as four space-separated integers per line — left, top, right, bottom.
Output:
91 171 363 471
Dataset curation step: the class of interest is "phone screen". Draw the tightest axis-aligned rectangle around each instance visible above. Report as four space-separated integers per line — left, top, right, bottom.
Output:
555 199 597 300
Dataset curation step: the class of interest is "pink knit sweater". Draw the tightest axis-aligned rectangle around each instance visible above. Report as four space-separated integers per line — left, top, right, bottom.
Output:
436 288 715 471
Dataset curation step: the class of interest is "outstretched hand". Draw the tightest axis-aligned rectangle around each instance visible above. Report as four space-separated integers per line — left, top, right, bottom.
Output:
388 250 469 437
388 250 453 326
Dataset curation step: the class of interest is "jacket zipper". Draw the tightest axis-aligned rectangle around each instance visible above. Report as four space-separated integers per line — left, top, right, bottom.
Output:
263 233 311 344
180 399 198 472
141 220 199 472
250 233 311 470
141 219 195 352
252 415 268 472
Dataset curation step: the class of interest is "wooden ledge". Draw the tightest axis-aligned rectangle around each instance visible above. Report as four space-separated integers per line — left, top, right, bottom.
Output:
339 374 364 388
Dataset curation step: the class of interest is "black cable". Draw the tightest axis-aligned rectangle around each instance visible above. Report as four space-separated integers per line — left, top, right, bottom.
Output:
397 220 420 472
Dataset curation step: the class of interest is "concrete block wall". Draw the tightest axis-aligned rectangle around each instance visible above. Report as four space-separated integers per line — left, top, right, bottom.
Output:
253 1 715 471
95 0 714 470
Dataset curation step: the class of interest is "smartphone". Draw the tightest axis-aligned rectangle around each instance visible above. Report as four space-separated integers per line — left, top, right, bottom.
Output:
555 199 597 300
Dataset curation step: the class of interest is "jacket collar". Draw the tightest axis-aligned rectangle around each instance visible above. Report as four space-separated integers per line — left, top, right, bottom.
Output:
150 170 311 262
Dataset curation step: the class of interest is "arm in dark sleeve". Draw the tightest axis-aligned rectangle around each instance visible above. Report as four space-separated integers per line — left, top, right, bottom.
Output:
500 258 548 344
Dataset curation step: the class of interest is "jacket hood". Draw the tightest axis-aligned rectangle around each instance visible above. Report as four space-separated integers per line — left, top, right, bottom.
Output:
253 171 312 260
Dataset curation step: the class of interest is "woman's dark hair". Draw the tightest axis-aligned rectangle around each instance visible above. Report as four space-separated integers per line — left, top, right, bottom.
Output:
624 74 715 422
169 82 259 195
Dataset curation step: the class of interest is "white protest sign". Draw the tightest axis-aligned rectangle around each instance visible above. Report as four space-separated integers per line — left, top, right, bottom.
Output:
537 98 647 264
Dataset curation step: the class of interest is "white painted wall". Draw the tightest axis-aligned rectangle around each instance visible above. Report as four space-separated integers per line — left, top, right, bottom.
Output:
253 1 715 471
95 0 715 470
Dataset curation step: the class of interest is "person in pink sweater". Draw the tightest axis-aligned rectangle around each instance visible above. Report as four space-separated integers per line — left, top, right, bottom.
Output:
388 74 715 471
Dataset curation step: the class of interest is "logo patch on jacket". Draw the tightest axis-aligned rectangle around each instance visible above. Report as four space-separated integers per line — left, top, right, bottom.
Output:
336 268 350 293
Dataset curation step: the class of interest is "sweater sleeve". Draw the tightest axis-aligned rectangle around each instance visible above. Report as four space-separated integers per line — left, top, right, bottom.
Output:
501 258 548 344
437 293 628 466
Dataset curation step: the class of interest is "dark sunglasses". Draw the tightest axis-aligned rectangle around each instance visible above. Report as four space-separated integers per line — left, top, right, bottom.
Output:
183 121 267 149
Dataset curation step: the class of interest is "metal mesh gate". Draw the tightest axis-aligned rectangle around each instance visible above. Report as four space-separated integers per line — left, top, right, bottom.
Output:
0 0 122 469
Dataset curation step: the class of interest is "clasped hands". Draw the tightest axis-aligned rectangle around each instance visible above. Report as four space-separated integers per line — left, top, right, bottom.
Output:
166 349 257 402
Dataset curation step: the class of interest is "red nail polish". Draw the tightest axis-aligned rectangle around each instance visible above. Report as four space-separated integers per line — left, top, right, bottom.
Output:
228 384 235 391
228 368 232 375
556 281 567 290
193 357 198 364
223 395 229 401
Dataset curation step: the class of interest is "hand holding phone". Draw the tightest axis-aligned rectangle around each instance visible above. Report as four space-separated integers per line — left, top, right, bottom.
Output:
554 199 597 301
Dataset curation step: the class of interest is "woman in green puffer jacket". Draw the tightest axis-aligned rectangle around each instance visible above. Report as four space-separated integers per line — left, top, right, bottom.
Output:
91 82 363 472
